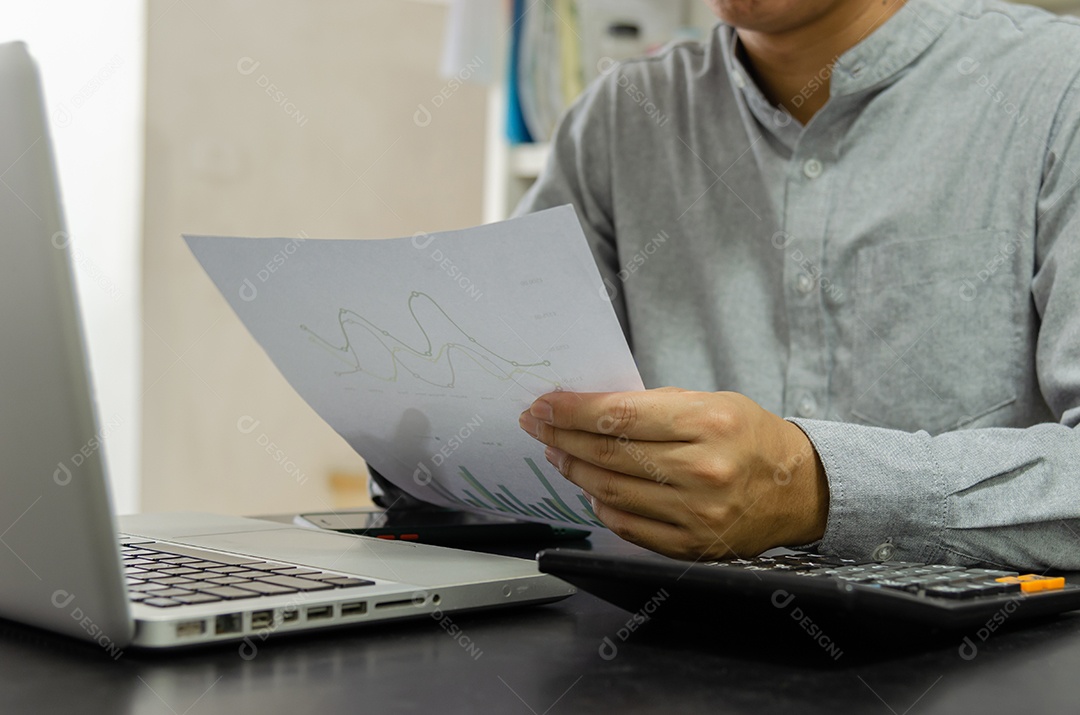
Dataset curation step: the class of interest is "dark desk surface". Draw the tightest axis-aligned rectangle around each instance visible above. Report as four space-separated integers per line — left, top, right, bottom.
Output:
4 521 1080 715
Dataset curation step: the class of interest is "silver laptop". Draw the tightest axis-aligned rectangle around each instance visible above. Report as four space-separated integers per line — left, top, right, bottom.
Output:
0 41 573 651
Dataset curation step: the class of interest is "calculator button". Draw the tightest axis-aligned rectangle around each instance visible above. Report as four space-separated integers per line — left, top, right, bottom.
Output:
966 569 1019 578
872 570 917 580
874 580 910 591
965 581 1017 597
981 580 1022 595
937 572 982 583
996 575 1067 593
924 585 976 600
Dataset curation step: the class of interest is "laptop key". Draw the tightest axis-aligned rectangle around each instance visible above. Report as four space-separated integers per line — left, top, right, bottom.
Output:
205 576 248 585
180 580 227 590
235 582 297 595
174 593 224 605
138 562 177 571
142 598 182 608
121 549 155 557
256 575 335 591
273 568 323 576
124 558 154 567
323 577 376 588
119 536 155 545
151 588 196 598
198 586 264 600
246 563 298 572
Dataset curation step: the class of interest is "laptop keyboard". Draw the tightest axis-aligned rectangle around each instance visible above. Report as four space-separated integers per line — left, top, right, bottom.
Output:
707 553 1068 599
120 539 375 608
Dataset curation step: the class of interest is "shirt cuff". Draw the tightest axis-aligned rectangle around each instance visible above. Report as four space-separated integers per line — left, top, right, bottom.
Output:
786 418 947 563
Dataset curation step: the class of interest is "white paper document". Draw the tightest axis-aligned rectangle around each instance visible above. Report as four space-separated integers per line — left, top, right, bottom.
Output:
185 206 644 529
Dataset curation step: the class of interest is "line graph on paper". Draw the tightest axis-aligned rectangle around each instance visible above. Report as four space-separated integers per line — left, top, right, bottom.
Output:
300 291 562 391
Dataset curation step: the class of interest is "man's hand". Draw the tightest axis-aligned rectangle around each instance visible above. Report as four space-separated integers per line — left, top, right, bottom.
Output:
518 388 829 561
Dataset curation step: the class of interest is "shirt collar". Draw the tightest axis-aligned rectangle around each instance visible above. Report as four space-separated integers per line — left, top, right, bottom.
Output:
830 0 957 94
720 0 958 134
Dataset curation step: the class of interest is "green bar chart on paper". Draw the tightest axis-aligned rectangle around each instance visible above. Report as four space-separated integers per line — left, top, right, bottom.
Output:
424 457 605 527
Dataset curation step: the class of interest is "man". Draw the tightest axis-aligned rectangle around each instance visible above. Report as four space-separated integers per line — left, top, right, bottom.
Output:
515 0 1080 569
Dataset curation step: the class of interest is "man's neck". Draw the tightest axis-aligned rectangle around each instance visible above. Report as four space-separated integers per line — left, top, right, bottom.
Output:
737 1 907 125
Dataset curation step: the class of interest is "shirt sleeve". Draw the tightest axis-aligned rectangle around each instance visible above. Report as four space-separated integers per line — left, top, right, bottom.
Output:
790 75 1080 571
513 73 630 339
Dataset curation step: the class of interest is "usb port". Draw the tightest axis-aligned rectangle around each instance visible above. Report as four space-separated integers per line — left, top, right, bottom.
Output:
175 620 206 638
214 613 242 635
306 605 333 621
281 608 300 623
341 601 367 617
251 610 274 629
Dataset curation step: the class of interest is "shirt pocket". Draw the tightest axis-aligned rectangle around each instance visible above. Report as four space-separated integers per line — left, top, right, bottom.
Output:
851 230 1021 434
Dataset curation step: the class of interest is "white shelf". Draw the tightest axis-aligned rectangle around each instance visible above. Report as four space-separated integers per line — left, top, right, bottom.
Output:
509 143 550 179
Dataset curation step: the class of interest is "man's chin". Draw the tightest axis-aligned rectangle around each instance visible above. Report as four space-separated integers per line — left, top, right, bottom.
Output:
706 0 842 34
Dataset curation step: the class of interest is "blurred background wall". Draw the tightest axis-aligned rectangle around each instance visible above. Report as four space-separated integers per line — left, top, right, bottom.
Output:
141 0 488 515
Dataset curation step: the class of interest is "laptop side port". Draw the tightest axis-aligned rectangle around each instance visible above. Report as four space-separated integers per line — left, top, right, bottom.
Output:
251 610 274 630
281 607 300 624
341 601 367 617
175 620 206 638
214 613 242 635
306 605 333 621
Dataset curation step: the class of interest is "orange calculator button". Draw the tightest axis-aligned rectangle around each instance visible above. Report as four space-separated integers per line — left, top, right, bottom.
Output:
995 575 1067 593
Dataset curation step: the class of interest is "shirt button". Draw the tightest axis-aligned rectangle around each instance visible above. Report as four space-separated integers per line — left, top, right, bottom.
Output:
803 158 824 179
797 393 817 418
872 542 895 562
796 273 815 294
730 70 746 89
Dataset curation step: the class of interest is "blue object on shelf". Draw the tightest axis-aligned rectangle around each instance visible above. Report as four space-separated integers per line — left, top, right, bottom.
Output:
506 0 535 144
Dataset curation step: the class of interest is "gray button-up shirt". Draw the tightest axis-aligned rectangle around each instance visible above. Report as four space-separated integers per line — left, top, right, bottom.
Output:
516 0 1080 569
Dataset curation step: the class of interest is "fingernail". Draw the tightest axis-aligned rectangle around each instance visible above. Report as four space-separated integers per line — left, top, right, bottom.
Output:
519 411 540 438
530 399 554 424
545 446 567 471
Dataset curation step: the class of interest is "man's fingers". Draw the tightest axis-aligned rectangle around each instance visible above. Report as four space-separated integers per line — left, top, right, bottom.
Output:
527 388 709 441
545 447 680 523
586 497 690 556
527 421 684 484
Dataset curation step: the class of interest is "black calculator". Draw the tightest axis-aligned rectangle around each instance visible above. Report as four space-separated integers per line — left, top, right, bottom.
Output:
537 548 1080 631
